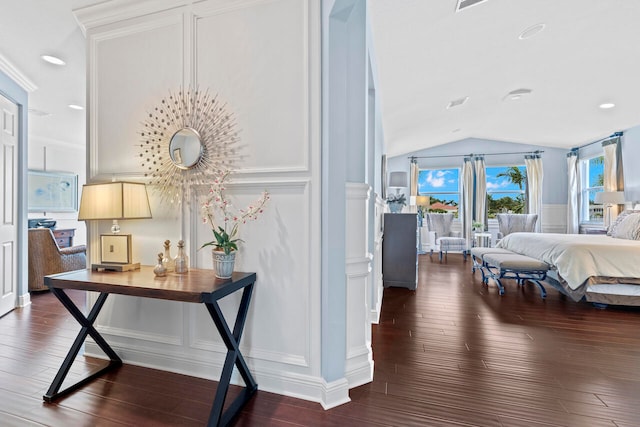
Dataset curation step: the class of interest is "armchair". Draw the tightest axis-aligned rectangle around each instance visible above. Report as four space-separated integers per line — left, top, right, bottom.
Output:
496 213 538 240
28 228 87 292
425 213 467 262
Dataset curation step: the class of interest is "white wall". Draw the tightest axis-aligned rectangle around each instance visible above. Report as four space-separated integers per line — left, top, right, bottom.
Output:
75 0 372 409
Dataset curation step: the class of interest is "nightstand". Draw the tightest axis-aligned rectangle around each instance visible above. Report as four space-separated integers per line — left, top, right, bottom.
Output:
52 228 75 248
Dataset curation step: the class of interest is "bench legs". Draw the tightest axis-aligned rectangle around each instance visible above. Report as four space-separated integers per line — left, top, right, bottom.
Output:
482 266 548 298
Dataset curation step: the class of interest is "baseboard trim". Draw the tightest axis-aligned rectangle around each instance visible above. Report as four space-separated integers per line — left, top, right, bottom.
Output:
85 341 352 410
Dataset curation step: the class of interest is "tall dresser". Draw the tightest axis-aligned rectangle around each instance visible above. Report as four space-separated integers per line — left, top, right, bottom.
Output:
382 213 418 290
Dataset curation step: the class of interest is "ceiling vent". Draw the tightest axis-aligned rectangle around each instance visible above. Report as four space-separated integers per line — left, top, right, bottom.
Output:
447 97 469 109
28 108 52 117
456 0 488 12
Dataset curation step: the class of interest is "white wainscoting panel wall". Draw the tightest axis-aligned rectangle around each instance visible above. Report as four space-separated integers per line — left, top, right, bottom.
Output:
77 0 345 408
344 183 373 388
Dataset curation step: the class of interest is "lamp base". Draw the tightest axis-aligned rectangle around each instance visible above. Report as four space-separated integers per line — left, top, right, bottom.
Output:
91 262 140 272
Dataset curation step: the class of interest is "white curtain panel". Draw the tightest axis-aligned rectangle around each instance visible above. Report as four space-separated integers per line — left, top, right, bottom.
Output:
525 154 543 232
603 139 621 219
474 156 486 227
461 158 474 249
566 151 579 234
410 159 419 199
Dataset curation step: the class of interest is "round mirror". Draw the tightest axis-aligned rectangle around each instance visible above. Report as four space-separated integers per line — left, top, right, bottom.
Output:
169 127 203 169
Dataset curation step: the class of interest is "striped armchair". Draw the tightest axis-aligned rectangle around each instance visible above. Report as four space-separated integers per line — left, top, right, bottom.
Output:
28 228 87 292
425 213 467 261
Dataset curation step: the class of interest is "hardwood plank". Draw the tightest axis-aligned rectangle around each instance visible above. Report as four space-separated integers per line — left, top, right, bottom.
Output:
1 255 639 426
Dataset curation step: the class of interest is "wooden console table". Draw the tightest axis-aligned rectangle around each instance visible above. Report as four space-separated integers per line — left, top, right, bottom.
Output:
43 266 257 427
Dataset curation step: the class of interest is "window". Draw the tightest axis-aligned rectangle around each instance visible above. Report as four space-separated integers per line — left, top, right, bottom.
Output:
579 155 604 223
418 168 460 217
486 166 526 218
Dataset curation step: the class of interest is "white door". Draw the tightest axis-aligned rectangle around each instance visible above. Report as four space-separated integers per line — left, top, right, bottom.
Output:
0 93 18 317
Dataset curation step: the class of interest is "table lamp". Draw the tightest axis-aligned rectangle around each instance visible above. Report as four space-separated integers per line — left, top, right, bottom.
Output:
594 190 625 228
78 181 152 271
388 171 408 195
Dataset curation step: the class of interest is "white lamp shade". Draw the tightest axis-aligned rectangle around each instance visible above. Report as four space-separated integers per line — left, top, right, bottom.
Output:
78 182 152 220
594 191 625 205
389 171 408 188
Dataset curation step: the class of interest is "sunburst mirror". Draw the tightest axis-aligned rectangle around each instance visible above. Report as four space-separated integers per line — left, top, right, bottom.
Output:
138 88 240 203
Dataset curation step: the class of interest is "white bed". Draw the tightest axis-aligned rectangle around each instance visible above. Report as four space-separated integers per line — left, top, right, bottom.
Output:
495 232 640 306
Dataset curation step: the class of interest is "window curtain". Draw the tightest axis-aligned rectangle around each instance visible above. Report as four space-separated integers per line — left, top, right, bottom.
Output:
473 156 486 229
410 157 419 202
566 151 579 234
461 157 474 249
525 153 543 232
603 137 623 220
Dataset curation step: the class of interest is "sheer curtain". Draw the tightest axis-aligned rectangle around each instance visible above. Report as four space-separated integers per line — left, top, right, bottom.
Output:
603 137 622 220
410 158 419 206
525 153 543 232
461 158 474 249
473 156 486 229
566 151 579 234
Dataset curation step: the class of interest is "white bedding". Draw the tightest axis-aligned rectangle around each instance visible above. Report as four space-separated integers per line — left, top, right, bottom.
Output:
495 232 640 290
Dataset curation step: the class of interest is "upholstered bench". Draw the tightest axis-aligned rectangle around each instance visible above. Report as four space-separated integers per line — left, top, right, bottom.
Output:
481 251 550 298
470 247 513 279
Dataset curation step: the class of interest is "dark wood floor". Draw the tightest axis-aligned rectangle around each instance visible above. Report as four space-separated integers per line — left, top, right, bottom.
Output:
2 255 640 426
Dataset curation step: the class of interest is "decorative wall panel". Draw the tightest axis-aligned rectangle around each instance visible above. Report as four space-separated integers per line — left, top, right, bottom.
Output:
193 0 308 172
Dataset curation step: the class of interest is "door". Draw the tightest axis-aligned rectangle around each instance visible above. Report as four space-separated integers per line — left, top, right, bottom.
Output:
0 93 18 317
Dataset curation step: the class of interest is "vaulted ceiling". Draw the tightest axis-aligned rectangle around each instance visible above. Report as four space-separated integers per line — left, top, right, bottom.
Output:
2 1 640 156
369 0 640 156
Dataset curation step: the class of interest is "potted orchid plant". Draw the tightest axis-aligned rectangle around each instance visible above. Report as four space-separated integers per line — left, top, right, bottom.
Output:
201 170 269 278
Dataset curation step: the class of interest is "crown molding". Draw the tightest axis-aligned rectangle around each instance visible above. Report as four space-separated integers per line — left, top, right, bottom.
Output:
0 54 37 93
72 0 197 34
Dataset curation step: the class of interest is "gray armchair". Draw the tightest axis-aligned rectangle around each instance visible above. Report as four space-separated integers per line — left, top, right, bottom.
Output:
425 213 467 261
496 213 538 240
28 228 86 292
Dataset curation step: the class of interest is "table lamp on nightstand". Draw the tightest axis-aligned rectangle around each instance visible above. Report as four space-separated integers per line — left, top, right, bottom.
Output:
594 190 625 229
78 181 152 271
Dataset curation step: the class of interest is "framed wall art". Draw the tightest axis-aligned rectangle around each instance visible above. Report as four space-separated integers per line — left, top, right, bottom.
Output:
28 170 78 213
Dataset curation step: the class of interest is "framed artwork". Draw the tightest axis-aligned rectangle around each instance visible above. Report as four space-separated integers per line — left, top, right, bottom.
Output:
100 234 133 264
28 170 78 212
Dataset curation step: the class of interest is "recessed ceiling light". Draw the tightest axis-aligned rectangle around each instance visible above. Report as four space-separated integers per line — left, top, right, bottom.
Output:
599 103 615 109
68 104 84 110
503 88 533 101
519 23 546 40
41 55 66 66
447 97 469 109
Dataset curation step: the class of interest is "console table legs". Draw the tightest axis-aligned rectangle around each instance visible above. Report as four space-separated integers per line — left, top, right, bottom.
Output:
43 281 257 427
205 284 257 427
43 289 122 402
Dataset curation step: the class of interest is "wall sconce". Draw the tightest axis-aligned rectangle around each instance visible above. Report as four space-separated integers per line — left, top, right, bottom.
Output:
594 190 625 228
78 182 152 271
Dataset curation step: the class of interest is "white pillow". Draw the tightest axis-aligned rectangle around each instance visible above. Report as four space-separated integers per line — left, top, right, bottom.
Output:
607 210 640 235
611 212 640 240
